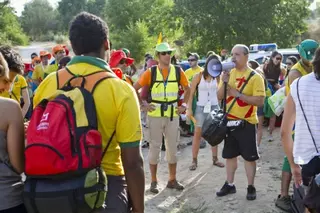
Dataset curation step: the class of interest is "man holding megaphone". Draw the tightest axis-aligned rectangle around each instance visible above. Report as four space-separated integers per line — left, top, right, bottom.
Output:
215 44 265 201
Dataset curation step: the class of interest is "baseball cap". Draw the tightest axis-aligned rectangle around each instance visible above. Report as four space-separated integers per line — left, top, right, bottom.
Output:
187 52 199 60
109 50 134 68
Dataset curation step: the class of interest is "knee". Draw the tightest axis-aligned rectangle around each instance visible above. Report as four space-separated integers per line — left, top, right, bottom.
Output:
166 148 178 164
148 142 161 165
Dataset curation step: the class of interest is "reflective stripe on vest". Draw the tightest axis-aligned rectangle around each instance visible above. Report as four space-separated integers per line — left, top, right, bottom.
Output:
148 64 179 118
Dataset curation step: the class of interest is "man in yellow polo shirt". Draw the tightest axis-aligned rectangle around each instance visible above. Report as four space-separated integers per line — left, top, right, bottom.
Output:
32 51 51 86
216 44 265 201
43 45 66 78
33 12 145 213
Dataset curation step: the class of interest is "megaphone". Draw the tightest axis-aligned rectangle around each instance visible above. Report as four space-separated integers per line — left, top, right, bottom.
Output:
208 58 235 78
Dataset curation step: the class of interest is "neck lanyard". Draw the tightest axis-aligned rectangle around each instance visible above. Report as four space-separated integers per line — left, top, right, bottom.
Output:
160 67 171 88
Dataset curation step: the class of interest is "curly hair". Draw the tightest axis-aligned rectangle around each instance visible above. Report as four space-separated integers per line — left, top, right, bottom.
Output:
0 45 24 74
69 12 109 55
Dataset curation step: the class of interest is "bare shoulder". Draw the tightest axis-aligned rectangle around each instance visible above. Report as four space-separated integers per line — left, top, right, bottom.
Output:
0 98 21 129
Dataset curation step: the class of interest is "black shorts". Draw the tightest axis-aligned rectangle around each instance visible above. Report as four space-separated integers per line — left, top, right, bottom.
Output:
222 122 259 162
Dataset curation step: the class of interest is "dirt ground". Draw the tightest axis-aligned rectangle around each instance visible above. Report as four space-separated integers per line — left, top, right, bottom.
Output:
143 127 289 213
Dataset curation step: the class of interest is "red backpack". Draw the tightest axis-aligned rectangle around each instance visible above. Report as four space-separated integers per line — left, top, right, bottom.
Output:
23 69 115 213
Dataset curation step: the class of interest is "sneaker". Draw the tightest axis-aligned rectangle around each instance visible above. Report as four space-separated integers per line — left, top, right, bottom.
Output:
166 180 184 191
141 141 149 148
216 181 236 197
150 181 159 194
268 134 274 142
246 185 257 200
275 195 292 212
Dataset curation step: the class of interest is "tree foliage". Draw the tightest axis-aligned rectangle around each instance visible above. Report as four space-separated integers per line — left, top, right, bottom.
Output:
21 0 59 41
0 1 28 45
174 0 310 55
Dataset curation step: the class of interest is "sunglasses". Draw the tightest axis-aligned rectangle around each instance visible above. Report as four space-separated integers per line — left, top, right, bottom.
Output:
188 59 197 62
275 57 282 61
160 51 172 56
119 59 126 65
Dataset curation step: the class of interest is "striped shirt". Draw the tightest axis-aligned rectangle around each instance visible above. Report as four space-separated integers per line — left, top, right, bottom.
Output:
291 73 320 165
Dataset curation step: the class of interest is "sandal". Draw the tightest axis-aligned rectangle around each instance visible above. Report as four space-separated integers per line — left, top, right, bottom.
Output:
189 158 198 171
213 156 225 168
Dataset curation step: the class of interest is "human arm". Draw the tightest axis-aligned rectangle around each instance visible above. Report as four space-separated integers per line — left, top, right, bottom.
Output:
281 93 301 187
287 69 302 86
21 88 30 118
187 73 201 117
217 71 229 101
118 90 145 213
7 100 25 174
133 70 155 112
177 70 190 114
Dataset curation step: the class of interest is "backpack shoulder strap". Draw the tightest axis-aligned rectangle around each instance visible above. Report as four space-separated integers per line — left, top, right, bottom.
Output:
174 65 181 85
150 65 157 88
58 67 116 93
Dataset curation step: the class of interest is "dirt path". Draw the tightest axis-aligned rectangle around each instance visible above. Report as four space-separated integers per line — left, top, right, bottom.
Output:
143 128 288 213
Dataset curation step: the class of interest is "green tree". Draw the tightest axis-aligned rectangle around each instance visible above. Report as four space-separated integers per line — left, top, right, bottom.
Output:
174 0 310 55
86 0 107 19
21 0 59 41
112 20 153 63
0 1 28 45
58 0 87 31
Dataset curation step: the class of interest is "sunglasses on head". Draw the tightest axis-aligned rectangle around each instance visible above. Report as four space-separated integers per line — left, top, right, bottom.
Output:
160 51 172 56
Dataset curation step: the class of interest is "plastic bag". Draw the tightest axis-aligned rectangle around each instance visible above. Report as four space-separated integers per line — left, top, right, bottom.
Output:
268 87 287 116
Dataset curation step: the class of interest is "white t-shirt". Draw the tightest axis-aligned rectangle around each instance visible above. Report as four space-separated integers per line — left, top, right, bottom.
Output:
197 75 219 106
290 73 320 165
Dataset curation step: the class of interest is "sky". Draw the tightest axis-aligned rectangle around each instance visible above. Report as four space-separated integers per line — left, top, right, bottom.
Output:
10 0 60 16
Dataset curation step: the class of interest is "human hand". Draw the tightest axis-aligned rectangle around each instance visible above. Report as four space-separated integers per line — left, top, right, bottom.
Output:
141 103 156 112
176 106 186 114
291 164 302 188
221 71 230 83
227 87 240 98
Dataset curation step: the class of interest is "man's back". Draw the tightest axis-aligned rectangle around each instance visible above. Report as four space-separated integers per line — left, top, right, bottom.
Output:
33 56 142 176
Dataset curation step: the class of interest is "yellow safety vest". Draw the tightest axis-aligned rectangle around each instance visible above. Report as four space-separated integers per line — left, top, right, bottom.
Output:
285 62 309 95
148 65 179 118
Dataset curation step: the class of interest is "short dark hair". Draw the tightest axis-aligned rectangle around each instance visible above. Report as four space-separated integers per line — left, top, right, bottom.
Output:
0 45 24 74
312 48 320 80
69 12 109 55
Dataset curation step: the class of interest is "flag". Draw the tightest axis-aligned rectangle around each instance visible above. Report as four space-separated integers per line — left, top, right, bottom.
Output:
157 32 163 44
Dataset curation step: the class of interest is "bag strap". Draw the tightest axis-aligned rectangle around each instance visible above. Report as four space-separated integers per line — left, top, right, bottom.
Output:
225 71 256 114
296 77 319 153
101 131 116 160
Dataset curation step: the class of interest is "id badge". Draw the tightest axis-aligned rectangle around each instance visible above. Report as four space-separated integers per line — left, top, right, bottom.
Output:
203 101 211 113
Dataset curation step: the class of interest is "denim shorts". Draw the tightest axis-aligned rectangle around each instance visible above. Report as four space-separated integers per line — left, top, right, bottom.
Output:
194 105 219 128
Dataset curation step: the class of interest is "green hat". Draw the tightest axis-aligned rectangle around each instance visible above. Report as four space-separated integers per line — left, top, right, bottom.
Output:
121 48 131 57
155 42 176 54
297 39 319 61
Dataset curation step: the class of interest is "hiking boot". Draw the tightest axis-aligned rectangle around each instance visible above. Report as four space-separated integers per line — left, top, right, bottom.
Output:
275 195 292 212
167 180 184 191
150 181 159 194
216 181 236 197
247 185 257 200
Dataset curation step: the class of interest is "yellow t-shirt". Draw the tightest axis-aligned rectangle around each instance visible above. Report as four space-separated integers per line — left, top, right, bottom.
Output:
0 74 27 103
44 62 58 79
185 66 203 82
32 64 46 82
33 56 142 176
219 68 265 124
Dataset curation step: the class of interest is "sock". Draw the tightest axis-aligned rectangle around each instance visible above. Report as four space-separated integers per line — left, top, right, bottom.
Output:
227 182 234 186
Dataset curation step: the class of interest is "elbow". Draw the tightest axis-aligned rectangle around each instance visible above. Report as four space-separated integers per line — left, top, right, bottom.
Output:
257 97 264 107
123 154 144 172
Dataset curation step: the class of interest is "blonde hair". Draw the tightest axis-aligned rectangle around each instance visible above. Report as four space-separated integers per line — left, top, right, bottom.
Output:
0 52 9 80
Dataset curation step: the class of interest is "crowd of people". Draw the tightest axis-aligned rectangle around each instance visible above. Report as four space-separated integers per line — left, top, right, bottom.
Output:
0 11 319 213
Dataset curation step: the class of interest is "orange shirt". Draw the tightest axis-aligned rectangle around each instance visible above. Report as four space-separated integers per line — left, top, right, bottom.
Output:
138 67 188 87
